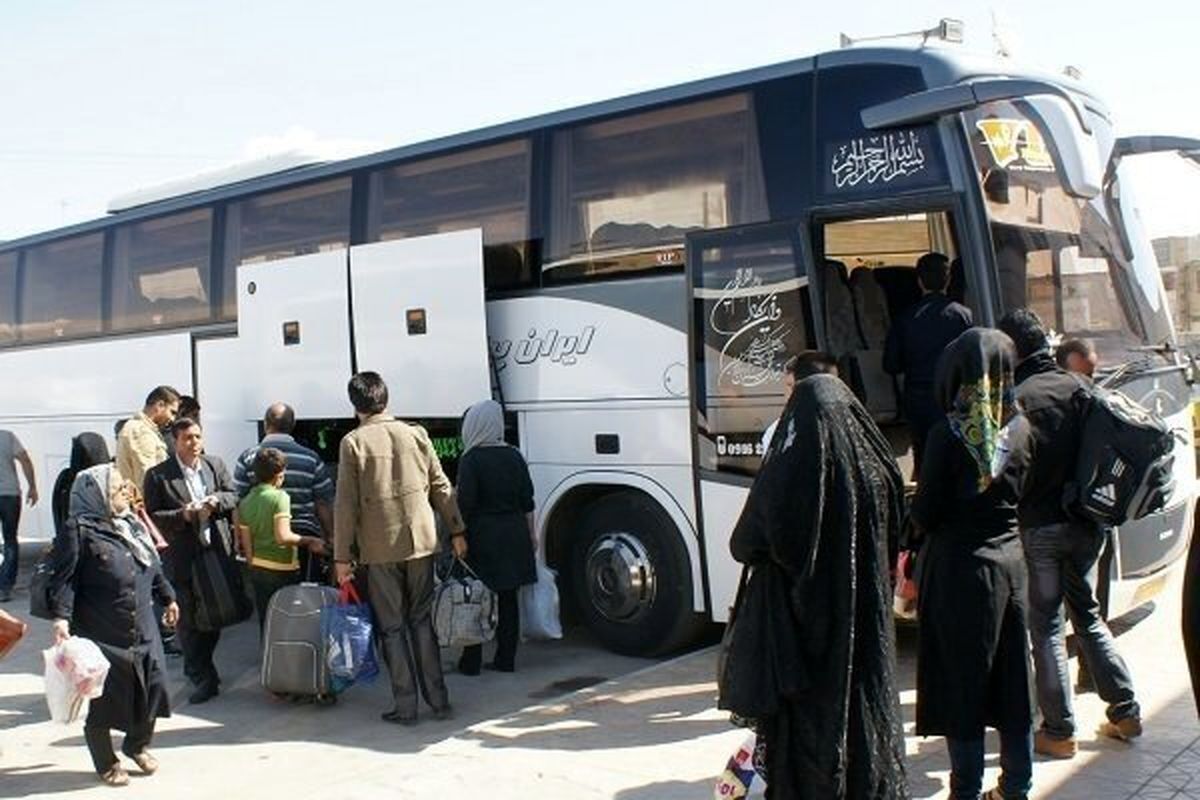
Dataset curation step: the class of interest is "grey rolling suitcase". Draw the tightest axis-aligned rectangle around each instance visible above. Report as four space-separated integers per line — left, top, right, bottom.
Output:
261 582 339 698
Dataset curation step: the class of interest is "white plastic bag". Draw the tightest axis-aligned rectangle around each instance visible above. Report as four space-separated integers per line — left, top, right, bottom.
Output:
519 560 563 641
713 732 767 798
43 637 109 724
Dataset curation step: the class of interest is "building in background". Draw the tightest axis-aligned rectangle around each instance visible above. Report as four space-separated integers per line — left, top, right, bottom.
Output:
1155 235 1200 343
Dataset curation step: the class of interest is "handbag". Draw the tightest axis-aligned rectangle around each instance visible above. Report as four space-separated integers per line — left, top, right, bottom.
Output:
0 608 27 660
190 544 253 632
322 582 379 693
28 545 57 621
432 558 497 648
716 565 751 687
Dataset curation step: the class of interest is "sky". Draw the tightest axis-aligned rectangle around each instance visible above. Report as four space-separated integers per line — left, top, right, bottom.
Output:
2 0 1199 242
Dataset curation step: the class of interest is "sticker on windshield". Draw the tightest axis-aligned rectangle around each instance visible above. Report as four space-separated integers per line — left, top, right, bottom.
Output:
976 119 1055 172
830 130 928 188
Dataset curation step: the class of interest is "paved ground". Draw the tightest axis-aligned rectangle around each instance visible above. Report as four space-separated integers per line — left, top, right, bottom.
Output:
1 558 1196 799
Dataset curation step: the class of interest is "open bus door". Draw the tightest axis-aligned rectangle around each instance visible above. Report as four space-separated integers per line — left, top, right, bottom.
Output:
196 230 490 472
686 222 818 620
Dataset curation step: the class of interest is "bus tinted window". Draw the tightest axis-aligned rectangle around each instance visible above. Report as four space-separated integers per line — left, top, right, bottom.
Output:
111 209 213 331
0 253 16 345
367 140 535 290
967 101 1166 357
20 234 104 341
222 178 352 316
545 94 768 283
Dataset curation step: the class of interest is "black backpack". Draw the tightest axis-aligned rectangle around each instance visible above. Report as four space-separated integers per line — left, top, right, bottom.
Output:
1067 384 1176 526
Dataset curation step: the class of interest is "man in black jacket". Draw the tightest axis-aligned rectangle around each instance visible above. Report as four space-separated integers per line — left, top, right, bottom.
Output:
883 252 973 477
998 310 1142 759
143 418 239 704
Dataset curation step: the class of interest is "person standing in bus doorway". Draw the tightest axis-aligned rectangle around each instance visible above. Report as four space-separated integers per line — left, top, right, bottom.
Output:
883 252 973 478
998 310 1143 758
116 386 181 491
911 329 1035 800
143 418 239 705
0 428 39 603
759 352 840 458
719 375 908 798
333 372 466 725
234 403 335 582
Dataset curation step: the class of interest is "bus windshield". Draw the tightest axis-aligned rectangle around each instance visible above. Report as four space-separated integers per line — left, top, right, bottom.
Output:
967 99 1173 365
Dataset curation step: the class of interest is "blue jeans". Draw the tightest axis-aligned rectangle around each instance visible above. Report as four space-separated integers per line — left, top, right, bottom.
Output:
1022 522 1140 738
947 729 1033 799
0 495 20 594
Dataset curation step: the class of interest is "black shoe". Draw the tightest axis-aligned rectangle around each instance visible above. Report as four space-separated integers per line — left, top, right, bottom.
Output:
431 705 455 721
381 709 418 726
162 638 183 657
0 591 12 603
188 682 219 704
458 659 481 676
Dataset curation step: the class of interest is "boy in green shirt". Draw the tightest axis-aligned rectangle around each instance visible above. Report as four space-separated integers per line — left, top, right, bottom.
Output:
236 448 326 630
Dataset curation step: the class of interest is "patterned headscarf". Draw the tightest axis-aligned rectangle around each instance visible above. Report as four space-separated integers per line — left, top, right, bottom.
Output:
69 463 159 567
935 328 1020 492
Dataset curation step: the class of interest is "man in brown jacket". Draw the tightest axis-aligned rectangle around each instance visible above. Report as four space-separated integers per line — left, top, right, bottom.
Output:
334 371 467 725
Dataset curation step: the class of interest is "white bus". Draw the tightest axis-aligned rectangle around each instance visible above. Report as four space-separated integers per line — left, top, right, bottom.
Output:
2 43 1196 655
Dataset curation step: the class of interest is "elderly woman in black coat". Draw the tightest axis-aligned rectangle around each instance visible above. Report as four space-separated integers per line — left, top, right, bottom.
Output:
47 463 179 787
911 328 1035 800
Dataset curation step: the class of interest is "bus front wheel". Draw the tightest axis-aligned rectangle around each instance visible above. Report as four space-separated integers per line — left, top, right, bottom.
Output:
569 492 702 657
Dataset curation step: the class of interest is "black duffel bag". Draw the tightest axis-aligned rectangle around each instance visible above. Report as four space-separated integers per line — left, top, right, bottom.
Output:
190 545 252 632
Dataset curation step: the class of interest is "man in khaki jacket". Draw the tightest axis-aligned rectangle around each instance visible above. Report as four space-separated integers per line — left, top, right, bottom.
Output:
116 386 181 490
334 371 466 725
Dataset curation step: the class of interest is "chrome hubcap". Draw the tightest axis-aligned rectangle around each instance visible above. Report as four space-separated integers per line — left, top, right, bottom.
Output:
584 532 656 622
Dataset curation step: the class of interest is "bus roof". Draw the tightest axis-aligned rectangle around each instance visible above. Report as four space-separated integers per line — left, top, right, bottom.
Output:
0 45 1095 254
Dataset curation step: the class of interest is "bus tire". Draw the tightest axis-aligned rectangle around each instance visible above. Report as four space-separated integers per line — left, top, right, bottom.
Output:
569 492 703 657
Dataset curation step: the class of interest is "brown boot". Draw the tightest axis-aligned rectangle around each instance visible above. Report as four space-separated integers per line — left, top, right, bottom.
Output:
1098 717 1143 741
1034 730 1078 759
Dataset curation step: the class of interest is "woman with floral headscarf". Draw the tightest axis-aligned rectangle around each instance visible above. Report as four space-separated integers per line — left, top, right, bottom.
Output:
46 463 179 787
911 328 1036 800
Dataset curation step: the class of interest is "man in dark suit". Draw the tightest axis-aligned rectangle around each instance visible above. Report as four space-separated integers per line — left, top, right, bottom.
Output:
143 417 239 704
883 251 973 478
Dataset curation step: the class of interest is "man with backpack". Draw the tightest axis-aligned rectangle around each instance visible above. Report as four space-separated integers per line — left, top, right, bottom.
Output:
998 310 1142 759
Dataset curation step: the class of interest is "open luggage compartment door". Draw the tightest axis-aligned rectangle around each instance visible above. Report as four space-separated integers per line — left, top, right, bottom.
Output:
350 229 490 419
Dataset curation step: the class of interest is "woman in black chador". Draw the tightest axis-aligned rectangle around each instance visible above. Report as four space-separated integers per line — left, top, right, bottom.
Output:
720 374 908 799
911 328 1035 800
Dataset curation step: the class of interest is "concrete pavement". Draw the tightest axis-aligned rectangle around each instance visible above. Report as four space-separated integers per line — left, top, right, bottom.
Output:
1 564 1197 798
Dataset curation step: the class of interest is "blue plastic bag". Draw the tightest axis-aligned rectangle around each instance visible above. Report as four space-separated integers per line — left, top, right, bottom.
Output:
321 583 379 693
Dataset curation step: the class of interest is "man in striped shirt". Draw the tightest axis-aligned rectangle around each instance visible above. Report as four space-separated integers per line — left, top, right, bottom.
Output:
234 403 335 578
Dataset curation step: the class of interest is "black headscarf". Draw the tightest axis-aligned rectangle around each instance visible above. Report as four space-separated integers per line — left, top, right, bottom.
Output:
71 433 111 472
722 375 908 798
52 432 112 536
935 328 1019 492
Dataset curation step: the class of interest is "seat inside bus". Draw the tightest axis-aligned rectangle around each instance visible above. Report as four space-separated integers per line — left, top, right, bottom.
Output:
820 259 901 422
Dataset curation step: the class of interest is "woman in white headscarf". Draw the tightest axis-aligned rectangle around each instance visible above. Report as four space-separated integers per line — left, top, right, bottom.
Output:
47 463 179 787
456 400 536 674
